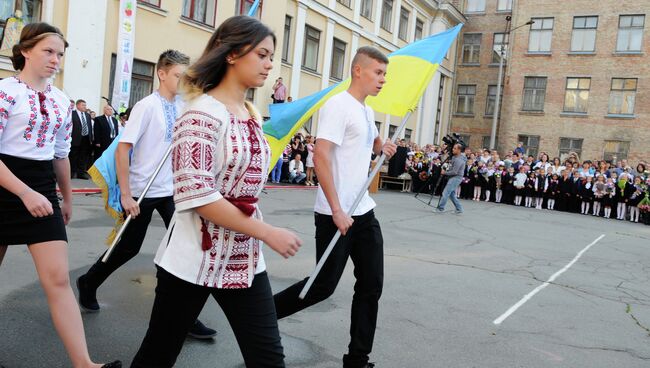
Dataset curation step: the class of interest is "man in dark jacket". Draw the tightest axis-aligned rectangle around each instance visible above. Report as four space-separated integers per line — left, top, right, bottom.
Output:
70 99 93 179
93 105 120 160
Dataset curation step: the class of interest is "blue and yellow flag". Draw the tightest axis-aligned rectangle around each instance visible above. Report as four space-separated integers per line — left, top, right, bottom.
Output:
87 133 124 244
263 24 462 170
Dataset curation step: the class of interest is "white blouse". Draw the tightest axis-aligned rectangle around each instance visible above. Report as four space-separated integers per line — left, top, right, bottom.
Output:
0 76 73 160
155 95 271 289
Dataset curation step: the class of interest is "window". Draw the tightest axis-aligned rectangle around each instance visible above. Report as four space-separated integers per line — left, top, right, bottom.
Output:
485 85 502 116
337 0 351 7
330 38 346 81
375 121 382 135
415 18 424 41
237 0 263 18
609 79 640 116
492 33 508 64
282 16 292 62
1 0 42 43
617 15 645 52
517 135 540 157
466 0 485 13
456 85 476 114
457 134 471 148
563 77 591 113
462 34 481 64
389 124 397 138
482 136 498 149
608 78 637 115
304 117 313 134
497 0 512 11
571 16 598 52
522 77 547 112
559 138 583 160
182 0 217 27
139 0 161 7
302 25 320 72
529 17 554 53
109 55 155 107
404 128 412 142
603 141 630 161
381 0 393 31
361 0 373 20
398 7 409 41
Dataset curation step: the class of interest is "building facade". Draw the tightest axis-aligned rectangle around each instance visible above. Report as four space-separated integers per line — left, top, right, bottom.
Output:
450 0 650 164
0 0 465 147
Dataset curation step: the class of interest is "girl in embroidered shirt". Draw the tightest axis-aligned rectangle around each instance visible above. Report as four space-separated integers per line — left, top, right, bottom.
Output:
0 23 120 368
130 16 302 368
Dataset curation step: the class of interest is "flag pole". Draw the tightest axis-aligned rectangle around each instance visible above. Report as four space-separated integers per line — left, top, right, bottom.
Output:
298 110 413 299
101 145 173 263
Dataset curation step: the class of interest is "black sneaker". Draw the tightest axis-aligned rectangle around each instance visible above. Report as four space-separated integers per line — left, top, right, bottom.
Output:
101 361 122 368
187 319 217 339
76 275 100 312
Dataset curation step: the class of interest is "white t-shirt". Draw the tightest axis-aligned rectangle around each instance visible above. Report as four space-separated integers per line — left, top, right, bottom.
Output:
119 92 182 198
314 91 378 216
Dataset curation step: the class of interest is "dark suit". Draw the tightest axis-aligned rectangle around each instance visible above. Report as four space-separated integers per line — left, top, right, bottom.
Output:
93 115 119 161
70 110 93 177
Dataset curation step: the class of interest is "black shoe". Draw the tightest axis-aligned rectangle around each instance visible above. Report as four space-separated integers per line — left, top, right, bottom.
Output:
101 361 122 368
76 275 100 312
187 319 217 339
78 172 91 180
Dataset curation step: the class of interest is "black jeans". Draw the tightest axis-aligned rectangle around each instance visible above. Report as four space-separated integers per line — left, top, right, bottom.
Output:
131 268 284 368
83 196 174 290
273 210 384 368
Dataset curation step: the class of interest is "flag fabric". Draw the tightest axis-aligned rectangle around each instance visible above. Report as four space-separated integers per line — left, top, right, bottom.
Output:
263 24 463 171
87 133 124 245
247 0 261 16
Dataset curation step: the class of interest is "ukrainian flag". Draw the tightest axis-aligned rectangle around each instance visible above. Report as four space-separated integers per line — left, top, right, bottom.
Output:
87 134 124 244
264 24 462 170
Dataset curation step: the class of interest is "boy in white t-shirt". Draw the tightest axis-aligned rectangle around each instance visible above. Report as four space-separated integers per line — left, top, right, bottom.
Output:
274 46 397 368
76 50 215 338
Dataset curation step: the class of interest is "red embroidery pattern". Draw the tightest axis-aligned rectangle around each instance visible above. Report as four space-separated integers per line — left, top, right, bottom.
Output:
0 89 16 133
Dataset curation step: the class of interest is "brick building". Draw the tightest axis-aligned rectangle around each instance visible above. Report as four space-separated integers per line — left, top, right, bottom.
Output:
451 0 649 164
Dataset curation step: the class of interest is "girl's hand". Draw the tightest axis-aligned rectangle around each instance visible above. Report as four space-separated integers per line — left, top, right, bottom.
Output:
20 189 53 218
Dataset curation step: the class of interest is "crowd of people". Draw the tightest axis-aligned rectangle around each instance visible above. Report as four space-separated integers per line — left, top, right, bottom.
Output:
390 141 650 223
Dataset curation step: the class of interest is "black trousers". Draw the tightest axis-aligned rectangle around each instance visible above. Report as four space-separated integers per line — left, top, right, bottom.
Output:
131 268 284 368
273 210 384 368
83 196 174 290
69 136 91 175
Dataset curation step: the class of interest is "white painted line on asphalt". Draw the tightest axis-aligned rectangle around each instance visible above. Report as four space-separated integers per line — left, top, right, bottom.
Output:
493 234 606 325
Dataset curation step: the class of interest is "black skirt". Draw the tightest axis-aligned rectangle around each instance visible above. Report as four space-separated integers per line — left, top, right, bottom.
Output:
0 154 67 245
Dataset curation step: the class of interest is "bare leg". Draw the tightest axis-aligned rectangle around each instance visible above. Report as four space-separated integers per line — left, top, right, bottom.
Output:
29 241 104 368
0 245 7 267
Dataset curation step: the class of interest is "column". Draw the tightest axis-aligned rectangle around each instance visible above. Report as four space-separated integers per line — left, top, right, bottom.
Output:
417 72 441 146
320 18 336 90
353 0 362 23
391 0 402 44
374 0 383 34
63 0 109 111
351 31 359 56
290 2 309 99
408 8 417 42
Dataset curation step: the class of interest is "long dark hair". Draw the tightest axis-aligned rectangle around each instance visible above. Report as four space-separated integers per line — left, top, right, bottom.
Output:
182 16 275 100
11 22 68 71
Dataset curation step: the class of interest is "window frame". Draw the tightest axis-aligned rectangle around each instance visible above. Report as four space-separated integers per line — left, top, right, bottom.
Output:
462 33 482 64
237 0 263 18
608 78 638 115
380 0 393 31
492 32 508 64
528 17 554 53
559 137 583 160
570 16 598 52
522 76 548 112
302 25 321 72
414 18 424 41
336 0 352 8
0 0 43 40
330 38 347 81
603 140 630 161
517 134 540 158
485 85 502 116
361 0 373 20
616 14 645 52
456 84 476 115
182 0 218 28
496 0 512 12
563 77 591 114
282 15 292 63
466 0 486 13
109 54 155 107
138 0 161 7
398 7 409 41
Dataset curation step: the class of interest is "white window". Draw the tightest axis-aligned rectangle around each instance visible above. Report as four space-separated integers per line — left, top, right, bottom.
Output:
415 18 424 41
571 16 598 52
492 33 508 63
466 0 485 13
302 25 320 72
381 0 393 31
522 77 547 112
361 0 373 20
529 17 554 53
282 15 292 62
497 0 512 12
398 7 409 41
485 85 502 116
617 15 645 52
608 78 637 115
330 38 346 81
462 34 481 64
563 77 591 113
456 85 476 114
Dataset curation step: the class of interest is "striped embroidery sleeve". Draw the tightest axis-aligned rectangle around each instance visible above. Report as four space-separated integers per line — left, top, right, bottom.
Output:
172 111 225 212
